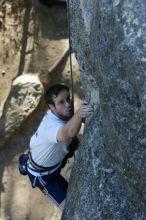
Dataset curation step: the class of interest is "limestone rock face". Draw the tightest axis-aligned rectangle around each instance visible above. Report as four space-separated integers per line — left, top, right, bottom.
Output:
0 74 43 147
62 1 146 219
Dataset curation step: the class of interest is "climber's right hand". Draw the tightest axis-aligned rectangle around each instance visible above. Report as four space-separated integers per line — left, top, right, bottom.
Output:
78 101 93 119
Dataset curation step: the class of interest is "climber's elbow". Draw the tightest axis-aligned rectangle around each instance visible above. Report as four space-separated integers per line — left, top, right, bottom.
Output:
57 127 73 141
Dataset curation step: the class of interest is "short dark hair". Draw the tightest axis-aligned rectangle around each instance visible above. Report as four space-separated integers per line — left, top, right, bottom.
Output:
44 84 69 106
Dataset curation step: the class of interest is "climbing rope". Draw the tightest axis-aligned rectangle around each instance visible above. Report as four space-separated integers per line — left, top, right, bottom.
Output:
67 1 77 160
67 0 74 113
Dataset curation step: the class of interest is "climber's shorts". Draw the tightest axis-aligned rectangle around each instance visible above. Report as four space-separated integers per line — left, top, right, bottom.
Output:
27 169 68 206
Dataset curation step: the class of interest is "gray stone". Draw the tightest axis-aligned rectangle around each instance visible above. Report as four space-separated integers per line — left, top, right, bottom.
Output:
62 0 146 219
0 74 43 147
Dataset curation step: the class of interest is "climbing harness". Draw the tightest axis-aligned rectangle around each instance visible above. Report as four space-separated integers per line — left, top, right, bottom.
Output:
67 0 74 113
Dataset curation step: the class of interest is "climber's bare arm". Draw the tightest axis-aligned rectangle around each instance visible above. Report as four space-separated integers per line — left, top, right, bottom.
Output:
57 101 93 141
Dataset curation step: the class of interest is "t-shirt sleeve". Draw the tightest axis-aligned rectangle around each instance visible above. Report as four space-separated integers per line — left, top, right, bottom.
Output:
46 122 63 144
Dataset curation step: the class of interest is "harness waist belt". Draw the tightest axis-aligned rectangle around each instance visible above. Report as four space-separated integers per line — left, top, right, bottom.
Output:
29 152 61 172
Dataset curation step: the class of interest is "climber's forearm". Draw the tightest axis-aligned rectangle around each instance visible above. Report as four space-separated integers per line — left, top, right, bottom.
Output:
64 110 82 137
57 110 82 141
57 101 93 141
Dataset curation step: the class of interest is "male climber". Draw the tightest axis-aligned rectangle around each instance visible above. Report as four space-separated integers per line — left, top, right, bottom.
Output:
27 84 93 209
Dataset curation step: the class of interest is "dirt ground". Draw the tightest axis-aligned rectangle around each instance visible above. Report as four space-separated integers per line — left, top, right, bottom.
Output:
0 1 83 220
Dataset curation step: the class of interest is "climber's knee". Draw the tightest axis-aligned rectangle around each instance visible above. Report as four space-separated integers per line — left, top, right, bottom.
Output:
59 199 66 210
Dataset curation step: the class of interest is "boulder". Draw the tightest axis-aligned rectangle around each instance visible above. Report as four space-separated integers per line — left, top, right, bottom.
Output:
0 74 43 147
62 1 146 219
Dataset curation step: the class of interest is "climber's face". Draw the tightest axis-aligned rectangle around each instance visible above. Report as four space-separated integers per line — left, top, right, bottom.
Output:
49 89 73 120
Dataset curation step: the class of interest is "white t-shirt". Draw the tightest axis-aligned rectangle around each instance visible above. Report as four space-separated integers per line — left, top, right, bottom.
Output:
29 110 72 168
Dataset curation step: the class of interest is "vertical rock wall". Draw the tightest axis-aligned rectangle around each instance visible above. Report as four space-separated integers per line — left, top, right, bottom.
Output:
62 1 146 219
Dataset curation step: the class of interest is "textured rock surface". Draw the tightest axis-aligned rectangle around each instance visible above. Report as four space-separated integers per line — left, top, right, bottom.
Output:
62 1 146 219
0 74 43 147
